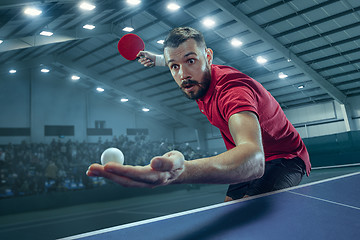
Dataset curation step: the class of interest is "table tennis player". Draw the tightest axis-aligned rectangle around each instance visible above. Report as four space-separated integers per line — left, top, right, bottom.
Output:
87 27 311 201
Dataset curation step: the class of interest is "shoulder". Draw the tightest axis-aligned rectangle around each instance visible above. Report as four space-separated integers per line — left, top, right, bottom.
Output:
211 65 256 89
210 66 256 102
212 65 249 80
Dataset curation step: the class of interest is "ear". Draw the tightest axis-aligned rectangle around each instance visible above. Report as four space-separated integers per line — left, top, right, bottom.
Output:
206 48 213 65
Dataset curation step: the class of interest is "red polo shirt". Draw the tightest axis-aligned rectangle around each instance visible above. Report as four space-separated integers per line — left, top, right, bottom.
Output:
196 65 311 175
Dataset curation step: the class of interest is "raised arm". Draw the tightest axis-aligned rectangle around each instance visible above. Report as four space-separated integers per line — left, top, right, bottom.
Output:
137 51 166 67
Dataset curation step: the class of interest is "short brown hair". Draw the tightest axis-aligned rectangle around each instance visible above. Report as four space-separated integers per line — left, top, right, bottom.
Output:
164 27 206 49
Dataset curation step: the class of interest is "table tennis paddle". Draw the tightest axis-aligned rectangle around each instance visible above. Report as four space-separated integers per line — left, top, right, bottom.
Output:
117 33 145 61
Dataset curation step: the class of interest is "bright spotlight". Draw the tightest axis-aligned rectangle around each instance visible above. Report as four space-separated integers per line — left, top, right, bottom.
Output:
40 31 53 36
127 0 141 5
24 7 42 16
231 38 243 47
256 56 267 64
79 2 96 11
71 75 80 81
202 18 215 27
83 24 95 30
122 27 134 32
278 72 288 79
167 3 180 11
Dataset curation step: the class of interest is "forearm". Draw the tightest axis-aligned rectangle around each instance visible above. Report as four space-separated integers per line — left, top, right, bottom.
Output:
174 143 264 185
155 55 166 66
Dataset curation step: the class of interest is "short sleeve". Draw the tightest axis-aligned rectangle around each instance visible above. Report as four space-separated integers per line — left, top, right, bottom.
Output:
217 81 259 122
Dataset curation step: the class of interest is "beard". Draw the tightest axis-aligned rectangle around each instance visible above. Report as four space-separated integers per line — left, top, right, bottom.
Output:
179 66 211 100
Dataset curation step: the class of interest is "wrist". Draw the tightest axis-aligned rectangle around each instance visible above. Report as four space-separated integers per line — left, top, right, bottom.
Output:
155 55 166 67
171 160 190 184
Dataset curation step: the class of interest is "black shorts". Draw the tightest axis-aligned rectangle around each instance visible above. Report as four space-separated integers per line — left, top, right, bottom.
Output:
226 157 306 200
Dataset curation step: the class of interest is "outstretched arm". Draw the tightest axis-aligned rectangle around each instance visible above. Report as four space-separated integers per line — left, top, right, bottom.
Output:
174 111 265 184
87 111 265 187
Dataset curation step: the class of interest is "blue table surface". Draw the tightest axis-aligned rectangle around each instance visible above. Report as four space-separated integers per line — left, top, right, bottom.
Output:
63 172 360 240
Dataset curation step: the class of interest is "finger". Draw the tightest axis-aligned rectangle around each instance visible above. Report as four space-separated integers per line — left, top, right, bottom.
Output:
87 163 127 177
140 59 150 64
104 173 156 188
138 59 153 67
138 58 147 64
166 151 185 168
142 59 153 65
145 61 154 67
150 156 175 171
104 163 169 185
103 163 151 180
136 51 145 58
103 162 145 174
86 163 105 177
86 170 98 177
87 164 157 188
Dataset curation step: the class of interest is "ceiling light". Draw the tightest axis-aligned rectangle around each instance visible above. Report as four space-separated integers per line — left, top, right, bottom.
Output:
9 69 16 74
122 27 134 32
40 31 53 36
79 2 96 11
157 40 164 44
298 85 304 89
256 56 267 64
120 98 129 102
83 24 95 30
71 75 80 81
167 3 180 11
96 87 104 92
127 0 141 5
41 68 50 73
142 107 150 112
231 38 242 47
278 72 288 79
24 7 42 16
0 40 3 44
202 18 215 27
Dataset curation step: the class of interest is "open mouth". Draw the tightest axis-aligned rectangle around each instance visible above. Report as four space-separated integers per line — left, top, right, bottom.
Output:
181 80 198 91
183 83 195 89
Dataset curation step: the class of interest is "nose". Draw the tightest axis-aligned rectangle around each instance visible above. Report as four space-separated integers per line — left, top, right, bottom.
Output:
179 65 191 81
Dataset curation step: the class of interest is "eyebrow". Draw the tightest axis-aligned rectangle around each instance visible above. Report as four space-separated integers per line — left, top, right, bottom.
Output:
167 52 198 65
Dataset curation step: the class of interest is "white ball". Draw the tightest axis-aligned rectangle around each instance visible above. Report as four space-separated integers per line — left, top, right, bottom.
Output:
101 148 124 165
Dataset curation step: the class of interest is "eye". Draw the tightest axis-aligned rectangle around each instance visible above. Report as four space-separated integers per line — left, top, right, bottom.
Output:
187 58 195 64
170 64 179 70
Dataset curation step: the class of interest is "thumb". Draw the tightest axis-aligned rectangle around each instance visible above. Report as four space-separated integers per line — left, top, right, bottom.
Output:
150 157 174 172
137 51 146 58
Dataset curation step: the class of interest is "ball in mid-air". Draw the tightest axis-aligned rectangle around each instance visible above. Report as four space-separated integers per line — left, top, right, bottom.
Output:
101 148 124 165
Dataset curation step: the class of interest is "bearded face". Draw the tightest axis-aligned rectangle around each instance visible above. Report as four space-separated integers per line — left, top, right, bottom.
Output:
179 65 211 100
164 38 213 101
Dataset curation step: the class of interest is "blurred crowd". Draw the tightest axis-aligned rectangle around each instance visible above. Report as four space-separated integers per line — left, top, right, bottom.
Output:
0 135 208 199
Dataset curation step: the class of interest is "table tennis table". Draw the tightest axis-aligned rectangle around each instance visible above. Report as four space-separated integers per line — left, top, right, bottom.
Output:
60 171 360 240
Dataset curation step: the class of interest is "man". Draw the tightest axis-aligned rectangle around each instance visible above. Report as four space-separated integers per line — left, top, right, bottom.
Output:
87 27 311 201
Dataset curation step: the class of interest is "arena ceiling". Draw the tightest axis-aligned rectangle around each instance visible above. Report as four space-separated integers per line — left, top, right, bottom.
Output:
1 0 359 129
